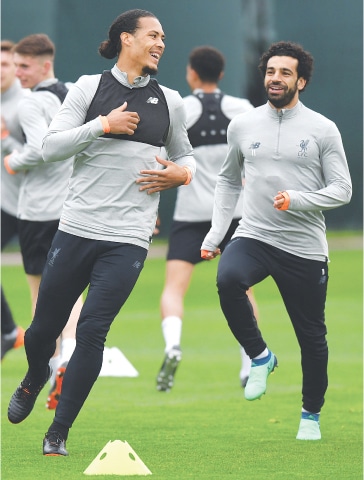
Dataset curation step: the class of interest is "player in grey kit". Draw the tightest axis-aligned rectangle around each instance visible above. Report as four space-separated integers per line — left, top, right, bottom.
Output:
4 33 83 409
8 9 196 456
201 41 352 441
1 39 27 359
156 46 256 392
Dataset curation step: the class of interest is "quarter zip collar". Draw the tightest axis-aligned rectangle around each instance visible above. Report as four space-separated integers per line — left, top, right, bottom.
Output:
265 100 302 119
111 64 150 89
33 78 59 92
192 88 221 95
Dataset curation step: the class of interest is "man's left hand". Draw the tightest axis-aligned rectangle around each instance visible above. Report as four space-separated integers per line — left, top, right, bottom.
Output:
136 156 188 194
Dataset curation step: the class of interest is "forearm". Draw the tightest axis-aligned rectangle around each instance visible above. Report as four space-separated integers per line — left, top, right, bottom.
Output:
201 180 241 250
43 117 103 163
6 146 43 171
287 180 352 211
172 154 196 180
287 144 352 211
1 135 24 157
42 75 103 162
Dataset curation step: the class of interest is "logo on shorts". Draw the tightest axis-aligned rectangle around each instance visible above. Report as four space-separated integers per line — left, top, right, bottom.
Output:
318 268 327 285
48 247 61 267
132 261 142 269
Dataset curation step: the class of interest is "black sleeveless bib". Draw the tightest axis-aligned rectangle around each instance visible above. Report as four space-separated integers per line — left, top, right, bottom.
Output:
85 71 170 147
188 92 230 148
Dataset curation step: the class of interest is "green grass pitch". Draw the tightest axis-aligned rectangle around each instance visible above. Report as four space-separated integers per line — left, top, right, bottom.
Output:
1 240 362 479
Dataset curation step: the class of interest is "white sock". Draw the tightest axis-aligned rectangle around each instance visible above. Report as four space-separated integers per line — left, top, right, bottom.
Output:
161 316 182 353
60 338 76 364
253 348 269 360
48 354 61 386
239 345 251 379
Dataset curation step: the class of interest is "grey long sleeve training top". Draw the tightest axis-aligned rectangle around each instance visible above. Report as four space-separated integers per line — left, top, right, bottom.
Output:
7 78 73 221
173 88 253 222
42 65 196 250
1 80 27 216
201 101 352 261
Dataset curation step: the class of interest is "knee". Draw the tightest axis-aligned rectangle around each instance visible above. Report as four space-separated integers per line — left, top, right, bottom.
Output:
217 268 248 298
76 318 107 352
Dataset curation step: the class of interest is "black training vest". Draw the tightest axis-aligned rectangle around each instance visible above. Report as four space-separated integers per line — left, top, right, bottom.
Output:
22 81 69 142
84 71 170 147
187 92 230 148
36 81 69 103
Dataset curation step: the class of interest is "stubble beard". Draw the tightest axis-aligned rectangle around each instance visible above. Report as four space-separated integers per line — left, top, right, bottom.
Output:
142 65 158 76
267 84 298 109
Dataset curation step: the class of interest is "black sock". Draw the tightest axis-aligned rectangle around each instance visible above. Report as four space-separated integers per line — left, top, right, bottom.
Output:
47 420 69 441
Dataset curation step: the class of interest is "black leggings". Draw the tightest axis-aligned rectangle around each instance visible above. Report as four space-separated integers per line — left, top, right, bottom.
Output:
1 209 18 334
217 237 329 413
24 230 147 428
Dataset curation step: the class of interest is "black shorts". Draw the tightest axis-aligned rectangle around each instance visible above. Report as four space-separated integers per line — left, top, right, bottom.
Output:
166 219 240 264
1 209 18 249
18 219 59 275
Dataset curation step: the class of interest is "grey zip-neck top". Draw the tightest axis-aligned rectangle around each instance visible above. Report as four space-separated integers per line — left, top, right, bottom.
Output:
201 101 352 261
1 80 26 216
42 65 196 249
173 88 253 222
7 78 73 221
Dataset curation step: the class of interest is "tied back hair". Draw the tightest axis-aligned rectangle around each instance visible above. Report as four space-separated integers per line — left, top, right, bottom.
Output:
98 9 156 59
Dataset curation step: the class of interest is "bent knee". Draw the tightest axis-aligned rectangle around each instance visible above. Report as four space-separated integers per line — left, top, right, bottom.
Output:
217 271 249 296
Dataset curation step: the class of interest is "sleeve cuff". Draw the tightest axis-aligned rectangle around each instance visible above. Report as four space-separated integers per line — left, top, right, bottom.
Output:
279 191 290 210
4 155 17 175
183 166 192 185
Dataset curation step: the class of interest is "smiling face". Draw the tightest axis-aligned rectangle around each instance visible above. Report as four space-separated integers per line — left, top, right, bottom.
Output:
1 49 16 93
264 55 306 109
13 52 52 89
118 16 165 80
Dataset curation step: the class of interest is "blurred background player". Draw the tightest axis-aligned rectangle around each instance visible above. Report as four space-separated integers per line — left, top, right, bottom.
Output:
1 39 27 360
156 46 258 392
3 34 83 406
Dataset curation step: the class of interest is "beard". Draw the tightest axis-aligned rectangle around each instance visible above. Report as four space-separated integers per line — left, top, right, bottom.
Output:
142 65 158 76
266 83 298 109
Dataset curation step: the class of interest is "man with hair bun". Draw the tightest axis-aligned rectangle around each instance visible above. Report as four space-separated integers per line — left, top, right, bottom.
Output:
8 9 196 457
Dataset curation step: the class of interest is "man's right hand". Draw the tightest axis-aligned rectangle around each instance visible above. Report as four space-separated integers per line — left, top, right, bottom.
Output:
201 248 221 260
106 102 140 135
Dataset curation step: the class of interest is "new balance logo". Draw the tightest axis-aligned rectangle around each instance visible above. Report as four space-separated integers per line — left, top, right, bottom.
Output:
318 268 327 285
48 247 61 267
146 97 159 104
249 142 261 156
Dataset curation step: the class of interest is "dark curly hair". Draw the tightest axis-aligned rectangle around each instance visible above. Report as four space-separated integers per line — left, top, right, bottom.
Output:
98 9 157 59
189 46 225 83
258 41 314 92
